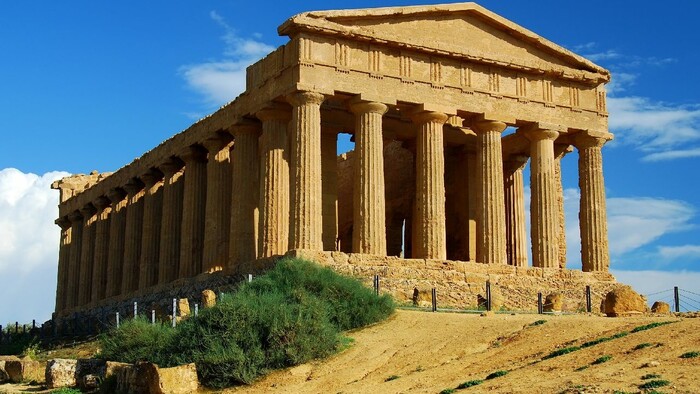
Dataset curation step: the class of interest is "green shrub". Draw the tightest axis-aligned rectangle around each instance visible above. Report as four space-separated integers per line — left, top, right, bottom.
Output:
680 351 700 359
529 320 547 327
611 331 629 339
592 355 612 365
638 379 670 389
631 321 674 333
574 365 589 371
50 388 83 394
439 389 455 394
485 370 508 380
642 373 661 380
100 258 394 388
543 346 580 360
634 343 652 350
385 375 400 382
457 379 483 388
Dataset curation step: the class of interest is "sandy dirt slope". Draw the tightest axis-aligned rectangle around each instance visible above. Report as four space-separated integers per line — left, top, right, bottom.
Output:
225 310 699 394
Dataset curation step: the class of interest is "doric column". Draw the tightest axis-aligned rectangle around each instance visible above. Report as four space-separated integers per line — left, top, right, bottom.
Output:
179 145 208 278
139 169 164 290
472 119 508 265
105 188 127 298
158 159 184 284
288 91 324 250
410 110 448 259
554 144 572 269
350 100 388 255
54 217 71 313
121 178 145 293
65 211 83 309
230 123 261 264
575 132 611 272
91 196 112 303
202 134 233 272
504 156 529 267
78 204 97 306
522 127 560 268
256 108 290 258
321 130 338 251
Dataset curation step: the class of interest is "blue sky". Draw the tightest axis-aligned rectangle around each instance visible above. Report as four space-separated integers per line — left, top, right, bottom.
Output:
1 1 699 323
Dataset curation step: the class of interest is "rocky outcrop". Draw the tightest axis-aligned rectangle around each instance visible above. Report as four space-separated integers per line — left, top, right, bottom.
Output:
603 286 648 317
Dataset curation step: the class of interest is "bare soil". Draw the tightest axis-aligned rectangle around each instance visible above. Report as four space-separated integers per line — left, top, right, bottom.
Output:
223 310 699 394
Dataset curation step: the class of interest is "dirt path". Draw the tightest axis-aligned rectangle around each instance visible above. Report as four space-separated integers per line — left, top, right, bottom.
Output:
224 310 699 394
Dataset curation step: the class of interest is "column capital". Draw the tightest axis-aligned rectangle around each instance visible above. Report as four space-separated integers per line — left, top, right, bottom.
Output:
504 154 529 173
202 132 233 153
178 145 207 163
141 169 164 187
554 143 574 159
55 216 71 230
520 127 559 142
286 91 325 107
107 188 127 204
229 121 262 136
79 203 97 218
68 210 84 223
471 119 508 134
256 103 292 122
158 158 185 176
574 131 611 149
348 99 388 116
123 178 145 195
93 196 112 210
410 110 448 125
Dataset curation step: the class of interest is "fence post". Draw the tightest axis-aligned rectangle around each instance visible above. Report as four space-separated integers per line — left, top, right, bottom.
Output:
486 281 492 312
1 324 3 343
373 275 380 296
248 274 253 283
538 292 543 314
151 310 156 325
32 319 36 331
134 301 138 318
431 288 437 312
116 312 120 328
674 286 680 312
585 286 592 313
172 298 177 328
194 303 199 317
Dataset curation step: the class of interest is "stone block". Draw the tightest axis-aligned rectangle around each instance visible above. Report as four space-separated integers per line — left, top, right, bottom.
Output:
5 359 44 383
76 358 106 390
201 289 216 308
604 286 648 317
45 358 78 389
651 301 670 314
151 363 200 394
177 298 191 317
543 293 563 312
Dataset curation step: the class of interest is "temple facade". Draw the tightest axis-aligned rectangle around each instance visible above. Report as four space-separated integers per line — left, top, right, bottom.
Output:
52 3 613 315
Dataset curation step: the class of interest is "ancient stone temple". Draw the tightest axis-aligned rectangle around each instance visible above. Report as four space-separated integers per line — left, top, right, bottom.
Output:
52 3 617 319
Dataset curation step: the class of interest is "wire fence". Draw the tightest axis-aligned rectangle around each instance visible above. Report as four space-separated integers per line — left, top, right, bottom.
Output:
642 286 700 313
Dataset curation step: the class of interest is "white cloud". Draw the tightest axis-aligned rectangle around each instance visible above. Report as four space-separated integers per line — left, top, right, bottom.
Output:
180 10 274 107
641 147 700 162
612 269 700 309
585 49 621 62
0 168 69 324
657 244 700 262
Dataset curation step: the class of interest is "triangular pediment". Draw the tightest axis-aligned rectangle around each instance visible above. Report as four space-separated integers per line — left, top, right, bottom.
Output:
279 3 609 83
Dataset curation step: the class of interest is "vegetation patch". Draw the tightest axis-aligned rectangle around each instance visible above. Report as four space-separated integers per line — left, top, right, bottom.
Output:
592 355 612 365
680 351 700 359
642 373 662 380
543 346 581 360
457 379 483 389
100 258 394 388
50 389 83 394
634 343 653 350
638 380 671 390
439 389 456 394
574 365 589 372
485 370 509 380
529 320 547 327
385 375 400 382
631 321 674 333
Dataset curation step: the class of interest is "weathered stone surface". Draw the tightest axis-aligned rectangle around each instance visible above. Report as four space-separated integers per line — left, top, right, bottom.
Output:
201 289 216 308
45 358 78 389
5 359 43 383
82 373 101 390
178 298 191 317
543 293 563 312
604 286 648 317
114 362 199 394
651 301 670 314
75 358 106 390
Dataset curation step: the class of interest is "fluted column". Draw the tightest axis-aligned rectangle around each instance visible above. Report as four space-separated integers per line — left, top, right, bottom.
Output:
91 197 112 302
65 211 83 309
256 108 289 258
179 146 208 278
473 119 508 265
202 134 233 272
139 169 163 290
288 91 324 250
106 188 127 297
321 130 338 251
575 132 611 272
522 127 560 268
78 204 97 306
229 123 261 266
554 145 572 269
54 218 71 313
504 156 529 267
158 159 184 284
122 178 145 293
349 100 388 255
410 110 448 259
